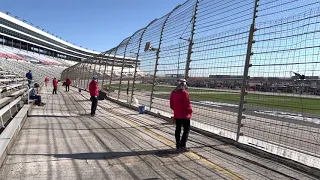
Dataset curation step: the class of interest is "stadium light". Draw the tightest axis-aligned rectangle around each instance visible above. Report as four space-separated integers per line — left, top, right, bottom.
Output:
5 12 10 15
22 20 27 23
14 16 19 19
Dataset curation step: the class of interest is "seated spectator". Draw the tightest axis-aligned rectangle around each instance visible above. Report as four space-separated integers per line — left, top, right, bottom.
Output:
30 83 45 106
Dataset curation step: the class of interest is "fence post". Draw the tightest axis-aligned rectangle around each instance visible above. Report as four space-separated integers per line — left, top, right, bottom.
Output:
86 63 92 89
184 0 199 81
108 47 120 97
149 5 181 111
130 20 158 105
118 35 135 100
92 55 98 78
80 64 85 89
98 53 105 84
76 64 81 87
101 53 111 89
236 0 259 142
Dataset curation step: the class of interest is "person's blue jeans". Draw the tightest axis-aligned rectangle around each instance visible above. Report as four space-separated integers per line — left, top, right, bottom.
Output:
30 95 41 104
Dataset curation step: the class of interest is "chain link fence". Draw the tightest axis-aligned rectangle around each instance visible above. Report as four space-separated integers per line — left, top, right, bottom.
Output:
61 0 320 169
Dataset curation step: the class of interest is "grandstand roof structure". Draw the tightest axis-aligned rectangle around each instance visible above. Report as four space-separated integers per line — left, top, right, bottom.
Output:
0 11 139 64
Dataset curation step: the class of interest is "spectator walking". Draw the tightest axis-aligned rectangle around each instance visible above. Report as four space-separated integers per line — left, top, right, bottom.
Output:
26 70 32 88
65 76 71 92
170 79 192 152
52 77 58 94
89 75 99 116
29 83 45 106
45 77 49 87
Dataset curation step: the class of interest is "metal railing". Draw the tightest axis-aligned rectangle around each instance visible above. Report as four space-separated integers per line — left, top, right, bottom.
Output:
61 0 320 169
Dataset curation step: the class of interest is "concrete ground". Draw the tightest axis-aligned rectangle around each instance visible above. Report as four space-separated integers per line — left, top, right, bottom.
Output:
0 85 317 180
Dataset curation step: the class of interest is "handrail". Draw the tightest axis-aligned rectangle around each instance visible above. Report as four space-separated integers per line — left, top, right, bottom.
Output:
0 96 21 128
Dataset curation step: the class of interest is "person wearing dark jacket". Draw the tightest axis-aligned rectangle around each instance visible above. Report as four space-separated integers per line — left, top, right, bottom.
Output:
26 70 32 88
170 79 192 152
52 77 58 94
30 83 45 106
65 76 71 92
89 75 99 116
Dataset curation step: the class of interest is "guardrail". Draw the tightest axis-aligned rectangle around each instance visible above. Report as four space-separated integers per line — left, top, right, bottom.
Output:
0 84 33 128
0 96 21 128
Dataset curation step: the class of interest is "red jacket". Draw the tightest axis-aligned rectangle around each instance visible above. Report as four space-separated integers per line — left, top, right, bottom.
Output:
89 80 99 96
66 78 71 85
45 77 49 82
53 79 58 87
170 89 192 119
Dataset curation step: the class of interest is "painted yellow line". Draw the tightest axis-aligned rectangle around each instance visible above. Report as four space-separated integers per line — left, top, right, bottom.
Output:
109 111 243 180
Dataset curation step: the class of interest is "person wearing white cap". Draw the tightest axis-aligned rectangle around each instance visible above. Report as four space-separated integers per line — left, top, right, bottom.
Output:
170 79 192 152
89 75 99 116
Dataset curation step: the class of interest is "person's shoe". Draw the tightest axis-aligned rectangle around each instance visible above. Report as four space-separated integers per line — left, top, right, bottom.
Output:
175 143 180 152
179 147 189 152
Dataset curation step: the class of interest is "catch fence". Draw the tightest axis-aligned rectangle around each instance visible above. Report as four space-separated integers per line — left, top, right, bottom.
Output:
61 0 320 169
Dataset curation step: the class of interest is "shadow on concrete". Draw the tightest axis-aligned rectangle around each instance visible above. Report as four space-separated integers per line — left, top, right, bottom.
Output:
36 149 180 160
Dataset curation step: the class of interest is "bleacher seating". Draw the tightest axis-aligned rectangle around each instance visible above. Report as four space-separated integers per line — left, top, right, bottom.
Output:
0 69 28 128
0 46 73 85
0 45 73 129
0 46 77 67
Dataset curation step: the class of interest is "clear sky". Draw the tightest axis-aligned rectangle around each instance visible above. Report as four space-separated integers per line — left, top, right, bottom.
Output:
0 0 186 52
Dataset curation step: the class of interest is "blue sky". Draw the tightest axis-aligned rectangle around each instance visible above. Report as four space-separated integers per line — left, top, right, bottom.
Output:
0 0 186 52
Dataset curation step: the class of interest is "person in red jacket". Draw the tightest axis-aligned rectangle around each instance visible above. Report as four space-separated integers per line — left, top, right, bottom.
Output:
45 77 49 87
65 76 71 92
52 77 58 94
170 79 192 151
89 75 99 116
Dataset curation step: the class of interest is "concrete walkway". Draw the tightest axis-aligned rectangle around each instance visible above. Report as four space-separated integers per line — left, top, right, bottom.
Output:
0 86 317 180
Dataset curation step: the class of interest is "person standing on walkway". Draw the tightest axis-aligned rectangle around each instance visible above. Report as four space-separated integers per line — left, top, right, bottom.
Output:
26 70 32 88
52 77 58 94
65 76 71 92
45 77 49 87
89 75 99 116
170 79 192 152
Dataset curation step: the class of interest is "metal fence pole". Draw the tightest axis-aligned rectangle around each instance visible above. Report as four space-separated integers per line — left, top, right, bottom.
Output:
96 57 102 85
236 0 259 142
80 64 85 88
108 47 120 97
130 20 158 105
100 61 107 89
101 51 113 89
184 0 199 81
86 57 94 89
118 36 134 100
149 6 181 110
76 64 81 87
